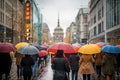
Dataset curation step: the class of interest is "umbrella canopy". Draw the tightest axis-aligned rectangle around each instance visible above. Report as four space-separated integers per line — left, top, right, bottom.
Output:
78 44 101 54
47 42 76 54
102 45 120 54
73 46 80 52
96 42 109 48
39 50 48 57
17 45 39 55
117 45 120 48
72 43 83 46
0 42 16 53
30 43 47 50
15 42 29 50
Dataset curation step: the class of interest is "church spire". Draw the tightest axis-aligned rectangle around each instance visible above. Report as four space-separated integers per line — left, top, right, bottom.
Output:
57 12 60 27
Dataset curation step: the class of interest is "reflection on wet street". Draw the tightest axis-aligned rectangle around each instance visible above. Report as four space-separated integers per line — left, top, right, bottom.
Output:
38 59 53 80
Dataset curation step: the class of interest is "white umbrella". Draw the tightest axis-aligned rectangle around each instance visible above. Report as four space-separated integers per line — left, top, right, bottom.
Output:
17 45 39 55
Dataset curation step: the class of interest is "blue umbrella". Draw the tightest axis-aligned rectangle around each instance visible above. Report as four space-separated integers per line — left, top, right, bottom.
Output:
102 45 120 54
96 42 109 44
72 43 84 46
17 45 39 55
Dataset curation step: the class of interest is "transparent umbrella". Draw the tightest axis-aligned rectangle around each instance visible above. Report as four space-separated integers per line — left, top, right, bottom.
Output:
17 45 39 55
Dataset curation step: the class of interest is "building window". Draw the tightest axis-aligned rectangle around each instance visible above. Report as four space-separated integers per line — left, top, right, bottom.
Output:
102 6 104 17
106 0 120 29
94 26 96 36
0 12 2 23
83 14 88 23
0 12 4 24
94 15 96 24
0 0 4 10
98 23 101 34
102 21 104 32
98 9 101 20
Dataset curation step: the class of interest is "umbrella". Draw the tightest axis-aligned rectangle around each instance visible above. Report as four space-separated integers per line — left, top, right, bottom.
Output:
30 43 47 50
0 42 16 53
78 44 101 54
96 42 109 48
39 50 48 57
73 46 80 52
102 45 120 54
72 43 83 46
17 45 39 55
15 42 29 50
47 42 76 54
117 45 120 48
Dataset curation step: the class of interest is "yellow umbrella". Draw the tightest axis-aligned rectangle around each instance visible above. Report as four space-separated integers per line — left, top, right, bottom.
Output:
78 44 101 54
15 42 29 50
49 52 55 54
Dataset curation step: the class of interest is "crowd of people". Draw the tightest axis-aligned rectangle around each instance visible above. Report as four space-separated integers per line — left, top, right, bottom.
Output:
0 51 49 80
0 49 120 80
51 50 120 80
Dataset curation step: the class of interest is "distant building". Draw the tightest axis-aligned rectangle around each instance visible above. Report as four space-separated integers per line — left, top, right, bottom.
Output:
41 23 51 44
75 8 89 43
53 15 64 43
64 22 77 43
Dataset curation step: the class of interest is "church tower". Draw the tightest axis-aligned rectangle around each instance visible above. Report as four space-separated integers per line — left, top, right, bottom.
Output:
53 13 64 43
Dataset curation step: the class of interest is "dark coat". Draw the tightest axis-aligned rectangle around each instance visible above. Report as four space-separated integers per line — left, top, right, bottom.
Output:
69 54 80 70
51 57 70 80
116 54 120 67
21 55 34 76
102 54 116 75
0 53 12 74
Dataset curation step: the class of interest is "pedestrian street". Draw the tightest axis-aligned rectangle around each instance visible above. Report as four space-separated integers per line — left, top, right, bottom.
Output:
8 56 120 80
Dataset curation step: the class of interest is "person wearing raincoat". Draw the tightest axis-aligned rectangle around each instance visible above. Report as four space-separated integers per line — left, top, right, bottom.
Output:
21 54 34 80
51 50 70 80
101 53 116 80
78 54 95 80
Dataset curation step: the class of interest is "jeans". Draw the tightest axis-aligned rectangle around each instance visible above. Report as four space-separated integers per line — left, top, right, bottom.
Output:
71 70 78 80
83 74 90 80
17 65 22 78
96 65 101 76
32 61 38 78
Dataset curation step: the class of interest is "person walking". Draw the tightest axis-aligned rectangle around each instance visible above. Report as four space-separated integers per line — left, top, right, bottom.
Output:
69 53 80 80
116 54 120 75
51 50 70 80
21 54 34 80
0 53 12 80
15 52 24 79
101 53 116 80
94 52 102 78
78 54 95 80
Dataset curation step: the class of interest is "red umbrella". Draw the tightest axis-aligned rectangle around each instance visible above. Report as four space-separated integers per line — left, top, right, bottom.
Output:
39 50 48 57
117 45 120 48
73 46 80 51
47 42 76 54
0 42 16 53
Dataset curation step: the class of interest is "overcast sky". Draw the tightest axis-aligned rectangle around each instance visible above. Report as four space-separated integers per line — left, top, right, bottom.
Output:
36 0 89 36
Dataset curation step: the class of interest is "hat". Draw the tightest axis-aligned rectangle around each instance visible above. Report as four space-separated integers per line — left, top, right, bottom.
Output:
57 50 63 54
56 50 64 57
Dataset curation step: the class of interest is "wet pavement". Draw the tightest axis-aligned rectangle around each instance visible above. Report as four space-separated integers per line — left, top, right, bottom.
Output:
37 59 53 80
